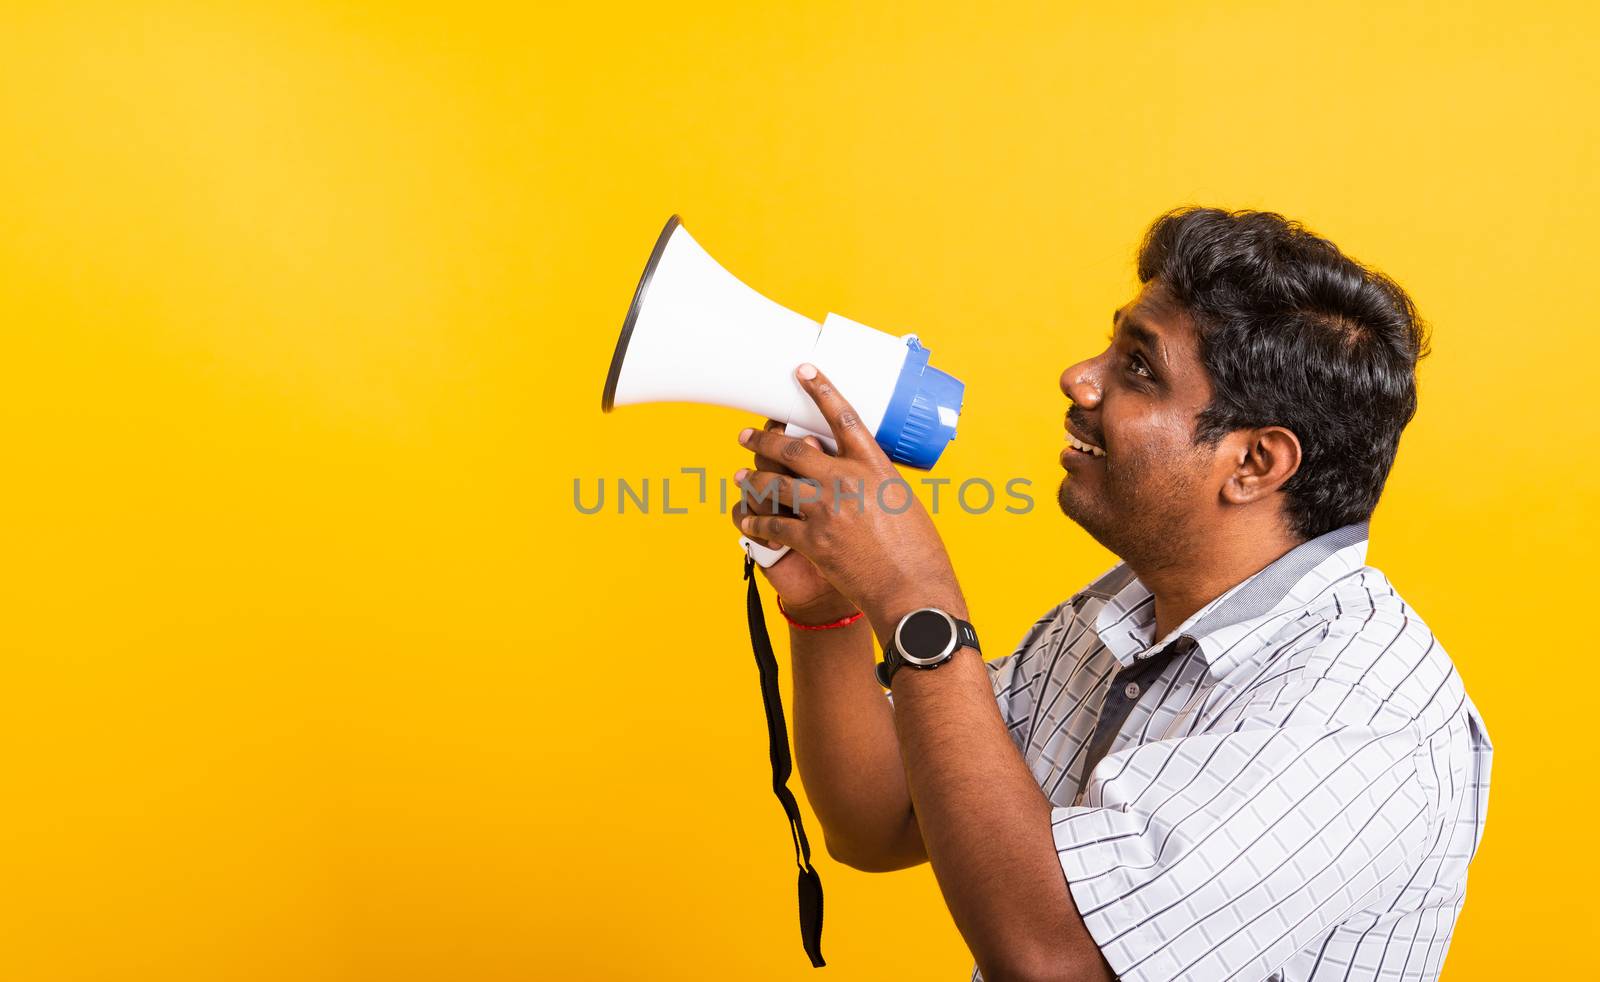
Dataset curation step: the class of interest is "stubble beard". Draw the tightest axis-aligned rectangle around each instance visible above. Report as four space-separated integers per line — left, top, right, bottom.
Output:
1057 449 1205 570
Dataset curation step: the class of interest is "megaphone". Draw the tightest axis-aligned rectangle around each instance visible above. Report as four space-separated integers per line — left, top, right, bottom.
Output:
602 216 965 566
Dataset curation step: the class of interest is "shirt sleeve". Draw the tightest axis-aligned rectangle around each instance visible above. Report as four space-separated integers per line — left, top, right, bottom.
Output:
1050 682 1436 982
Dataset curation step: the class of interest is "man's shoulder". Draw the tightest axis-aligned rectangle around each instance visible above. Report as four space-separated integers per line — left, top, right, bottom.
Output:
1265 563 1463 725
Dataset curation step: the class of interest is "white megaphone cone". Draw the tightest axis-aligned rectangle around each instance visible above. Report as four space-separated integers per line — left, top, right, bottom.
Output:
602 216 965 567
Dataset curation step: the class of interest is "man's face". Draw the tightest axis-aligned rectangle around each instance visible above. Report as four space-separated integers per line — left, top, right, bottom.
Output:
1056 280 1223 565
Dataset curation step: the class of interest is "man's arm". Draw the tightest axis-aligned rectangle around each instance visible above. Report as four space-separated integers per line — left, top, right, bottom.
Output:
883 596 1112 982
786 615 928 872
734 367 1113 980
731 423 926 873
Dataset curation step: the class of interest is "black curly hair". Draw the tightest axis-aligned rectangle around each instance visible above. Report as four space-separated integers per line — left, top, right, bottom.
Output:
1137 208 1431 540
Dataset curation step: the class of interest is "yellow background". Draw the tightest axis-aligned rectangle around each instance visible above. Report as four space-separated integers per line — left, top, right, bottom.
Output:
1 1 1593 978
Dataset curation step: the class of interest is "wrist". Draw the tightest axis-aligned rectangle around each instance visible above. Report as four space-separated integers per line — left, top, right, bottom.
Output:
779 593 861 628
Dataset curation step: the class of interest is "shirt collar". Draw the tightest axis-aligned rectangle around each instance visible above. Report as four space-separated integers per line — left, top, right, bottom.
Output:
1088 522 1370 679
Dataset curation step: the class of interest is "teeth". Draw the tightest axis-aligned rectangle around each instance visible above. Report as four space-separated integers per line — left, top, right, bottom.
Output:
1067 432 1106 457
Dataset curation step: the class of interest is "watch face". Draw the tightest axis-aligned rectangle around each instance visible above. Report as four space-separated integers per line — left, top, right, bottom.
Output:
897 608 957 666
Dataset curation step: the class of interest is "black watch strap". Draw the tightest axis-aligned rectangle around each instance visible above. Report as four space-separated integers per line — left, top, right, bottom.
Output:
953 618 980 651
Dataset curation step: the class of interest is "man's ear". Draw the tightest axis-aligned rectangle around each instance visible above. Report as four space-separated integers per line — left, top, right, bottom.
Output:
1220 426 1301 506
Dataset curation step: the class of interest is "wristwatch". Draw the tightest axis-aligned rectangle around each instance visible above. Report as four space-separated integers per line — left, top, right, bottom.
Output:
875 607 981 689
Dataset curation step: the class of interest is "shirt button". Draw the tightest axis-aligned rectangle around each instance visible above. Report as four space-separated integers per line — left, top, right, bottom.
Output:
1124 681 1141 699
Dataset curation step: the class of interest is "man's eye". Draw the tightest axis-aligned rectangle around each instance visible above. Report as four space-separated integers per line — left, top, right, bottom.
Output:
1128 353 1152 379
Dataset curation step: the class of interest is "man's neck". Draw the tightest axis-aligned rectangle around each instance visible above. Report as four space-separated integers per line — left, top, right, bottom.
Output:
1129 521 1303 641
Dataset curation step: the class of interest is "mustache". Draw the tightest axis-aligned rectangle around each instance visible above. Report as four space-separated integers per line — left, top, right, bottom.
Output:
1067 406 1103 447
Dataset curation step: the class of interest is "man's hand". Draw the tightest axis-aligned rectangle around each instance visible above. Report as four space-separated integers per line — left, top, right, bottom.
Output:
733 363 967 641
731 419 859 625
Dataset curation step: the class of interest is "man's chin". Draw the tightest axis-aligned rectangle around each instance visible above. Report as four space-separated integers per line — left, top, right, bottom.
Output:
1058 476 1122 555
1056 476 1095 527
1056 475 1074 517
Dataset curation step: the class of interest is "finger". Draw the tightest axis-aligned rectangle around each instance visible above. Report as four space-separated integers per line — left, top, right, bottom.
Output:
739 509 806 551
756 428 827 476
729 501 785 550
764 418 827 449
793 363 878 458
734 468 826 516
739 425 828 478
756 419 797 476
736 468 798 514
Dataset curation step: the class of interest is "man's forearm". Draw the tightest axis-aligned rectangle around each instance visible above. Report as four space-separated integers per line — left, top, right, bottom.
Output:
789 617 924 870
885 601 1111 982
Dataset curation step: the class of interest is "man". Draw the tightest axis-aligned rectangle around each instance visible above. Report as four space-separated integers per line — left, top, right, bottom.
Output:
729 208 1491 981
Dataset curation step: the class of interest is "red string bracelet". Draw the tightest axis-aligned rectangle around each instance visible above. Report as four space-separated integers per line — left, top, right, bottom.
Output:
776 596 864 631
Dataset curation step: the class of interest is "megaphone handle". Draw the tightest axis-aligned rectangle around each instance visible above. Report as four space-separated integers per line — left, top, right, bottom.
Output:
741 536 790 568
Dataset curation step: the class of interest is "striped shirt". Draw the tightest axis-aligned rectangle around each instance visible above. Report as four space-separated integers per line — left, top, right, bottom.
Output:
952 522 1492 981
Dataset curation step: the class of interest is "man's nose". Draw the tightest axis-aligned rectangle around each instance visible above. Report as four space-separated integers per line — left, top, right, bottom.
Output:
1060 355 1103 409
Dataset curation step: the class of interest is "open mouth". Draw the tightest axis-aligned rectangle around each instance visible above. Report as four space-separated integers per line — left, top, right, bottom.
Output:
1065 424 1106 458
